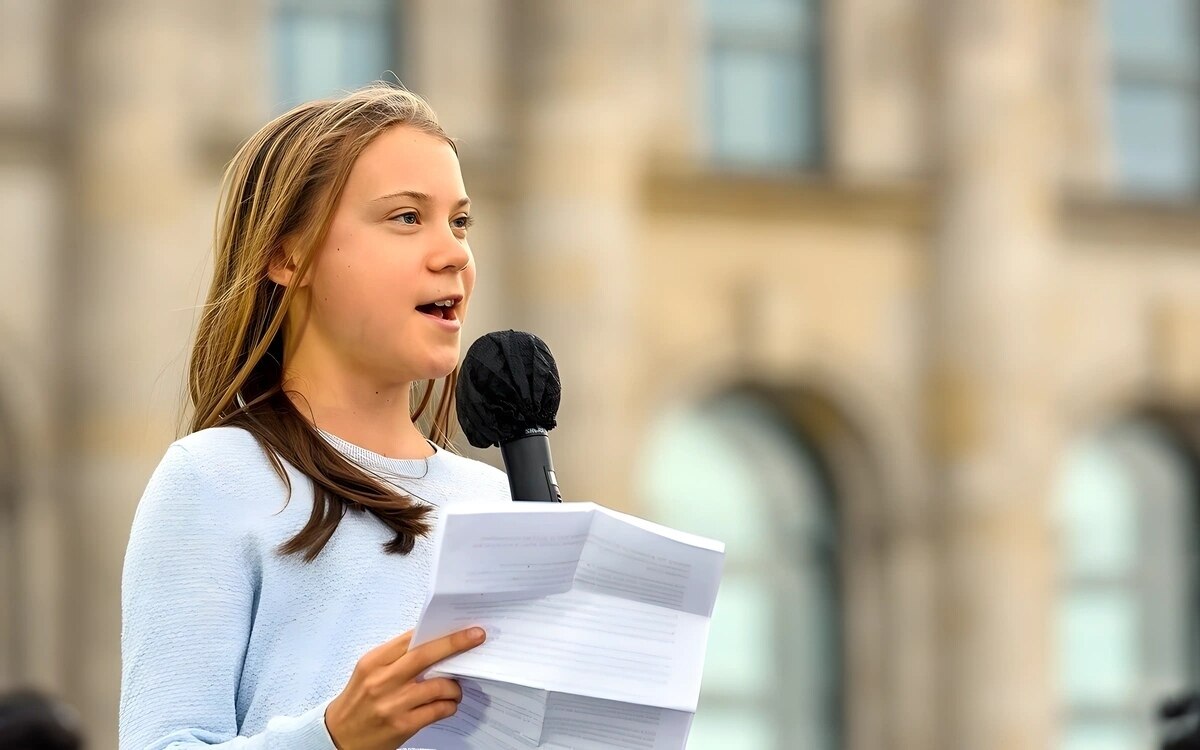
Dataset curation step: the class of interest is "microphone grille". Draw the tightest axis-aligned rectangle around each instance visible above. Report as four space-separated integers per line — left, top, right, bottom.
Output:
456 330 561 448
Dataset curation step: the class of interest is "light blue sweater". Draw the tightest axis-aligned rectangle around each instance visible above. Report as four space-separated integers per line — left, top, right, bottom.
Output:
119 426 511 749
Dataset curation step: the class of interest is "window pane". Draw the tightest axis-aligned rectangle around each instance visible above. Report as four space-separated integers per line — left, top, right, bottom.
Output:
1112 85 1199 196
1060 588 1139 704
776 557 839 748
273 0 394 111
701 575 775 694
1058 420 1199 750
278 16 348 104
710 397 835 557
707 0 814 40
1056 437 1137 577
639 408 772 561
1105 0 1199 197
1106 0 1197 70
1061 721 1142 750
639 394 839 750
705 0 821 169
709 49 816 167
1114 422 1197 694
342 19 394 86
687 708 778 750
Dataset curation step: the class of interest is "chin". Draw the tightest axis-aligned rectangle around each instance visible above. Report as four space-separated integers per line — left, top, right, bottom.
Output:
385 335 462 382
415 355 461 381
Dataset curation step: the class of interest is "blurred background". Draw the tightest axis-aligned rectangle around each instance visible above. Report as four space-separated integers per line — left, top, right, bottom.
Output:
1 0 1199 748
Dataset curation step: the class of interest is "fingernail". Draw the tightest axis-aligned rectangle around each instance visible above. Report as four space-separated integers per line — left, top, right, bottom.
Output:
469 627 485 641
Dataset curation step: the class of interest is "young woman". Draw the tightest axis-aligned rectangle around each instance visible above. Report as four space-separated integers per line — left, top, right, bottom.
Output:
119 84 509 750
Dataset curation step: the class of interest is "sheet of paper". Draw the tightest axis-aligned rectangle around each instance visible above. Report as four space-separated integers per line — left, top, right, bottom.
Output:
539 692 693 750
420 590 710 709
576 508 723 618
409 678 544 750
412 501 724 749
425 503 593 598
411 679 693 750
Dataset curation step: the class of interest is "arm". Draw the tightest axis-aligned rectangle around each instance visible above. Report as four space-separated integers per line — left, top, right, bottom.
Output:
118 445 337 750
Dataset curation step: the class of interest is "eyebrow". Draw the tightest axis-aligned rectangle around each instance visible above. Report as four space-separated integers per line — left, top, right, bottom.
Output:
370 190 471 209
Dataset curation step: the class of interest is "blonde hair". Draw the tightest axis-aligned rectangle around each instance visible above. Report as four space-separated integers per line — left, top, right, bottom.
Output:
187 83 460 561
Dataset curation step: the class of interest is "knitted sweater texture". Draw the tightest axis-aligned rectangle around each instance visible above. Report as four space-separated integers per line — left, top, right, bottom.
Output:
119 426 510 749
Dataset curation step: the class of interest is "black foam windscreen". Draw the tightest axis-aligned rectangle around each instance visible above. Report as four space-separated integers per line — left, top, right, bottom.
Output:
456 330 561 449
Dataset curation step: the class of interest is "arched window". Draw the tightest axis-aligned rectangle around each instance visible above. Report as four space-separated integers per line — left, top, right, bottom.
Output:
638 392 841 749
1056 419 1199 749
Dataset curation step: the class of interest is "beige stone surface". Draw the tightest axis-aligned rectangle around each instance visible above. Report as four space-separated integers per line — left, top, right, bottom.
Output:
0 1 1197 749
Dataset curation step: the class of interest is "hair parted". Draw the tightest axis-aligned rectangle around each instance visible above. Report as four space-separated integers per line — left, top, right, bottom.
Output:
186 82 461 562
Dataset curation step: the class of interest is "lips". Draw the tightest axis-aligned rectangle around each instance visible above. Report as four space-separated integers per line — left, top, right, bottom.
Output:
416 302 458 321
415 295 463 323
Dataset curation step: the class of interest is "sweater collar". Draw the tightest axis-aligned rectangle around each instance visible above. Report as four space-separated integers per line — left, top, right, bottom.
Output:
316 429 442 479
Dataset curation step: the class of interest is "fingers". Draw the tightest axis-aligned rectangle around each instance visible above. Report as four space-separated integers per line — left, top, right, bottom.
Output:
407 677 464 707
331 629 480 747
393 627 486 683
359 629 413 670
406 699 461 729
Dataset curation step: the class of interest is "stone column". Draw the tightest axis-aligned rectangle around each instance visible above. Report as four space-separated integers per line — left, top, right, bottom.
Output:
828 0 930 182
502 0 665 508
927 1 1062 748
58 1 264 744
0 0 67 697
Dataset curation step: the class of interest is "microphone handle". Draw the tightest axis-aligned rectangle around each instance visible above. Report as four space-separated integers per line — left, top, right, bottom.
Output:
500 429 563 502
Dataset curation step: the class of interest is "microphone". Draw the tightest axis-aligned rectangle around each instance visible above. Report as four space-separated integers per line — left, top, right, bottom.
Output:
455 330 563 502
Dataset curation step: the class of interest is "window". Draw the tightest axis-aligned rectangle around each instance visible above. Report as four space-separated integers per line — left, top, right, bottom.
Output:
272 0 397 111
705 0 823 169
1056 419 1199 750
1106 0 1200 197
639 393 841 750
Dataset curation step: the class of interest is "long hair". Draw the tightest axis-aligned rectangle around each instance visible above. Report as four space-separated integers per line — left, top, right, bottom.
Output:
187 83 460 561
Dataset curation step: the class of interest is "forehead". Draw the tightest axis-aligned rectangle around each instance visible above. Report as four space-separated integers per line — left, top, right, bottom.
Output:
344 125 465 200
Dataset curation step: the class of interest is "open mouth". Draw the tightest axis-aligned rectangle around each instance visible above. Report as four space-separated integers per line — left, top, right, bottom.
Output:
416 298 461 322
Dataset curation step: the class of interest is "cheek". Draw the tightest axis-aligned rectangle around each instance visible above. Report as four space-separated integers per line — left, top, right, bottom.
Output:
311 255 359 309
458 268 478 320
310 253 405 328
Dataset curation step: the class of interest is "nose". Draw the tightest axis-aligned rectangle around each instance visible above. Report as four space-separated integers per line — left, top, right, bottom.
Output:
428 228 471 274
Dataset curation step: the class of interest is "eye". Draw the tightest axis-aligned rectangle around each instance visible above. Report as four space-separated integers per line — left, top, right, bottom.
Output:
451 215 475 231
391 211 419 225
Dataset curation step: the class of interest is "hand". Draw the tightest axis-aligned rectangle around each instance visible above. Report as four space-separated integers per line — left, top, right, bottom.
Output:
323 627 486 750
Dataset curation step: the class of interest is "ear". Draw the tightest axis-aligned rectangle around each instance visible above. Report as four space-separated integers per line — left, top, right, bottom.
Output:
267 243 308 288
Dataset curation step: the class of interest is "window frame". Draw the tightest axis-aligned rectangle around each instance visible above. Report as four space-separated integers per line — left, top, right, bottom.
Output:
1057 418 1200 748
639 392 843 750
272 0 401 112
1106 0 1200 199
703 0 827 172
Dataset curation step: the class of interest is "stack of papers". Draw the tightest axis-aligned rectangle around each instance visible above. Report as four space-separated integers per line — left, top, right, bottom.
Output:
409 501 726 750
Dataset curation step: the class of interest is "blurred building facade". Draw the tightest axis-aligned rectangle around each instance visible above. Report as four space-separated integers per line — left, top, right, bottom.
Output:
1 1 1199 749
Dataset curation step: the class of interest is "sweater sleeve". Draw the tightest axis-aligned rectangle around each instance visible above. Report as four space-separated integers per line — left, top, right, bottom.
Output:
119 445 338 750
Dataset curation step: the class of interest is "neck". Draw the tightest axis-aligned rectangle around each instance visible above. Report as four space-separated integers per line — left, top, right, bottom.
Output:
281 367 434 462
304 403 434 461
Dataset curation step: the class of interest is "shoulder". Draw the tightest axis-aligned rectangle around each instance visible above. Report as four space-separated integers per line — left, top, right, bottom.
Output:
166 426 294 486
137 427 288 521
172 425 268 466
435 449 512 503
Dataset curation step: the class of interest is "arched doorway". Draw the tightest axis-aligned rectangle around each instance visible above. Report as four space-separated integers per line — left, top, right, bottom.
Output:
638 390 842 749
1056 416 1200 749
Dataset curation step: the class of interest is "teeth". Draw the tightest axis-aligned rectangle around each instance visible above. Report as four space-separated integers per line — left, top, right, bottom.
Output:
434 299 455 308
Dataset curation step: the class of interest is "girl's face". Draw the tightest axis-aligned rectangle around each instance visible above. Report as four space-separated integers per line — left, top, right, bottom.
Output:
293 126 475 386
